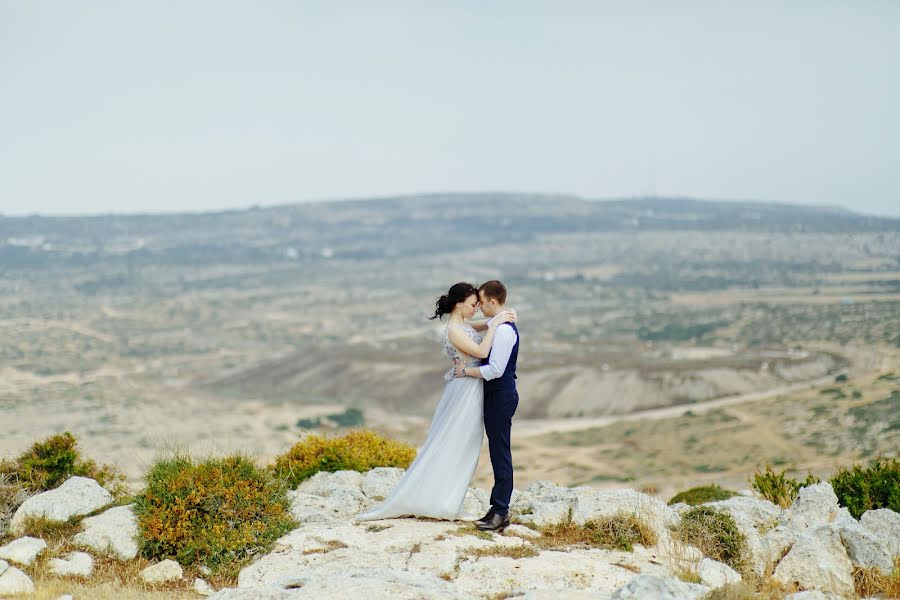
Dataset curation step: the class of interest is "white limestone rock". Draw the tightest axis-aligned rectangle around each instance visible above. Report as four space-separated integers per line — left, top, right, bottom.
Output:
463 487 490 517
48 551 94 577
832 507 894 574
141 558 184 583
194 577 215 596
756 525 798 575
55 595 75 600
296 470 364 497
610 574 709 599
0 535 47 566
360 467 403 499
453 549 652 598
73 504 139 560
707 496 783 532
783 592 845 600
780 482 839 530
696 558 741 589
860 508 900 557
212 570 458 599
0 564 34 595
772 525 854 596
9 476 113 535
512 481 579 527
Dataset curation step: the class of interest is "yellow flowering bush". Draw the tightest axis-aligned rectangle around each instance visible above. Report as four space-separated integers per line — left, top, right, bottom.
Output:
272 429 417 488
134 454 295 574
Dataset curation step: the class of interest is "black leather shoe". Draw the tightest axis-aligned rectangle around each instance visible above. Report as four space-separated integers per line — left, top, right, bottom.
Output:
475 509 495 526
476 512 510 532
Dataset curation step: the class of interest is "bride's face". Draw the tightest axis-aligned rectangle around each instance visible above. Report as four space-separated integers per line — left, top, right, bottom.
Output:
456 294 478 319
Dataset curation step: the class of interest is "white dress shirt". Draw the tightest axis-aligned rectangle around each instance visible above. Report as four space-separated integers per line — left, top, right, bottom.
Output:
479 317 518 381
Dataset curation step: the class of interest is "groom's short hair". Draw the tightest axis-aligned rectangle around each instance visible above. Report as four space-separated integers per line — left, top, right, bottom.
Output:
478 280 507 305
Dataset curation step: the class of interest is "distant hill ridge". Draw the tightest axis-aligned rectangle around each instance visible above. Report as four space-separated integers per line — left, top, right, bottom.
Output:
1 195 897 268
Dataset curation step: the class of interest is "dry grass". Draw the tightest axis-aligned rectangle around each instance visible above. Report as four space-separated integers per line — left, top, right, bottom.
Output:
438 524 494 541
526 513 656 553
460 544 540 560
704 578 798 600
854 558 900 599
0 473 32 539
673 506 748 573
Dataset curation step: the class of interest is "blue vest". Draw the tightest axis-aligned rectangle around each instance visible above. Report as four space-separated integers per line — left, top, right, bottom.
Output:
483 322 519 393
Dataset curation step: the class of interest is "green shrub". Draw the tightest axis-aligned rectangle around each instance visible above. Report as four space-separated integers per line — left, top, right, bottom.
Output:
0 432 126 496
271 429 416 488
327 408 365 427
674 506 748 573
134 454 296 575
830 457 900 519
751 463 820 508
668 485 737 506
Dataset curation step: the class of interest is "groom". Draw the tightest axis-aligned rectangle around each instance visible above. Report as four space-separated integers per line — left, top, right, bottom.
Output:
456 280 519 531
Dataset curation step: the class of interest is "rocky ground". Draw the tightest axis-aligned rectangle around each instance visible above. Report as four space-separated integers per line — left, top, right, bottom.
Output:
1 470 897 599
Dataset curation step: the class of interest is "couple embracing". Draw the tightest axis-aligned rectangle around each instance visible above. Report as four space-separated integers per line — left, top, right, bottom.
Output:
356 280 520 532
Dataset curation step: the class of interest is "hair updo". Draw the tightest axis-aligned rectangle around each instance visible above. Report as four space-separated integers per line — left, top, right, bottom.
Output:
429 282 478 320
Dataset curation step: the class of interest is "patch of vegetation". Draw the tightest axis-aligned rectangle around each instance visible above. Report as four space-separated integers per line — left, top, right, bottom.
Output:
0 432 126 496
853 557 900 599
830 456 900 518
134 453 296 576
460 544 539 560
271 429 416 487
0 474 31 538
295 408 366 429
668 485 737 506
673 506 748 573
530 513 656 553
751 464 820 508
849 391 900 433
637 320 727 342
16 514 83 543
302 540 347 555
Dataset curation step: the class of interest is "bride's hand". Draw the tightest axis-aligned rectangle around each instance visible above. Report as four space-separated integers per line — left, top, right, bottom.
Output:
496 310 516 325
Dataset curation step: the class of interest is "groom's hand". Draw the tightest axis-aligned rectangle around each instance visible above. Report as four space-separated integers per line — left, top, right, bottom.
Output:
453 357 466 378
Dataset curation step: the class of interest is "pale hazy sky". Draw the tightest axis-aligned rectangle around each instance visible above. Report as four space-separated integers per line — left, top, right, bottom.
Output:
1 1 899 216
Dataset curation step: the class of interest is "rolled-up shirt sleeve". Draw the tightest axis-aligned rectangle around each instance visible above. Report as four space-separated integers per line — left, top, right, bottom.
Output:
479 324 517 381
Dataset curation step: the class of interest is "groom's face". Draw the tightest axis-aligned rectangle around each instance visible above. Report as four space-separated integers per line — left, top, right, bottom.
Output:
478 291 500 318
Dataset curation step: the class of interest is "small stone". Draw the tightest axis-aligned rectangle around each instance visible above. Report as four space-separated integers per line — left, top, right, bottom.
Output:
56 595 75 600
194 577 215 596
504 524 542 539
611 574 709 599
140 558 184 583
0 536 48 566
48 551 94 577
0 565 35 595
697 558 741 589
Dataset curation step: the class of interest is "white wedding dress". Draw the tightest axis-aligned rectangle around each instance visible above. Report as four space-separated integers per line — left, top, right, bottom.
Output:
355 323 485 521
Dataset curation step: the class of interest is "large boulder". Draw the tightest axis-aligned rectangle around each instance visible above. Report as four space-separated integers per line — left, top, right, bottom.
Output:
0 536 47 566
512 481 578 528
772 525 854 596
832 507 894 574
9 476 113 535
611 574 709 599
73 504 139 560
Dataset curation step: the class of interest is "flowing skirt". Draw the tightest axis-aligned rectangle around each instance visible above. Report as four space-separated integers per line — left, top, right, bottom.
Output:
355 375 484 521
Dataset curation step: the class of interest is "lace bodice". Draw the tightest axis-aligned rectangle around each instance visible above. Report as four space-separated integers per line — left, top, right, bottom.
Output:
442 323 483 366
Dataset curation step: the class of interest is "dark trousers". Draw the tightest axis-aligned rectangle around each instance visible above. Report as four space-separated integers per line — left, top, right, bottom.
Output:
483 388 518 515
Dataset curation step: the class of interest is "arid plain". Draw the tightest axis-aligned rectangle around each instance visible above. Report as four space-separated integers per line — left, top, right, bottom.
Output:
1 195 898 499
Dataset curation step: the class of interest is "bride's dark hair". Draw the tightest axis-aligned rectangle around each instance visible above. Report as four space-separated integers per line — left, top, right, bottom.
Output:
429 282 478 320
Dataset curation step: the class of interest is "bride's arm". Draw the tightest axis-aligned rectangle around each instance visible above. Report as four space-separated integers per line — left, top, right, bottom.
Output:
447 311 514 359
467 309 517 332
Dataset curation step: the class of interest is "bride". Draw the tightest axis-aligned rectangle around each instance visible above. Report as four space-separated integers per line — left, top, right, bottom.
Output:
355 282 515 521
